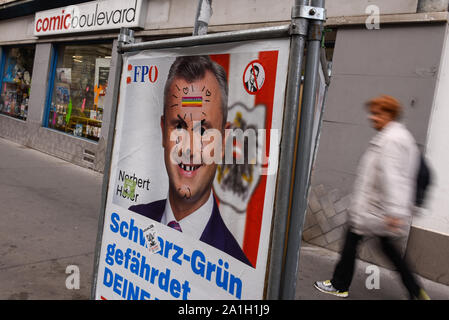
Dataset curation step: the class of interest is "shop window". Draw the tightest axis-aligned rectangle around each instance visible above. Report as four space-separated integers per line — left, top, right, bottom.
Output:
0 46 35 120
46 43 112 142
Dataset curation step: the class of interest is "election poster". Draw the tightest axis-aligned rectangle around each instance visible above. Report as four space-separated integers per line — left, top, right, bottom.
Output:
94 38 290 300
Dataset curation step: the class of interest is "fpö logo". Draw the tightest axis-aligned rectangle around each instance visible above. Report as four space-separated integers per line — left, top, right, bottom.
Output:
34 0 143 36
126 64 159 85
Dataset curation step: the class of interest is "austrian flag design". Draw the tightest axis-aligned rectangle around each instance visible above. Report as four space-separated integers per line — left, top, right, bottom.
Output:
182 96 203 107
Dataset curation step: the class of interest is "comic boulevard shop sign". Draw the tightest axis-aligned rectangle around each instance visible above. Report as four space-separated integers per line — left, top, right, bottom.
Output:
34 0 146 36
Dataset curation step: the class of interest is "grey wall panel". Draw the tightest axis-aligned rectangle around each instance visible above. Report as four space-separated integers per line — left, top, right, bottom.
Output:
310 167 357 196
326 0 419 17
332 25 444 78
314 122 369 177
324 75 440 146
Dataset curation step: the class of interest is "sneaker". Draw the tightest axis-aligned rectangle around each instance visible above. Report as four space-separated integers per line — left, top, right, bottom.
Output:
314 280 349 298
414 288 431 300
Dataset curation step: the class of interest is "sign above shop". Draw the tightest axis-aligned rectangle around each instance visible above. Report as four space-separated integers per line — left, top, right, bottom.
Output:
34 0 146 36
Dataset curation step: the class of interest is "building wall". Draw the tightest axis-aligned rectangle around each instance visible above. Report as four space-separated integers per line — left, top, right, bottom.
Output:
302 24 446 274
403 22 449 285
0 0 426 44
413 23 449 238
0 14 35 43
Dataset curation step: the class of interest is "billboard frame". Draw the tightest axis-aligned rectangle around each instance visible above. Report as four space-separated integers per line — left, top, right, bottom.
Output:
91 0 328 300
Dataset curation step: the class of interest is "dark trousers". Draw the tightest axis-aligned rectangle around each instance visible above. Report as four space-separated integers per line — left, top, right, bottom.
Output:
331 229 421 298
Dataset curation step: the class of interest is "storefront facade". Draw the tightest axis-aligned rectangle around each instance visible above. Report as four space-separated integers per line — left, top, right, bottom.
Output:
0 0 145 171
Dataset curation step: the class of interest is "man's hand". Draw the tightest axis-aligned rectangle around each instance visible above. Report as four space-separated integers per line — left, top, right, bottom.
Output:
385 215 404 233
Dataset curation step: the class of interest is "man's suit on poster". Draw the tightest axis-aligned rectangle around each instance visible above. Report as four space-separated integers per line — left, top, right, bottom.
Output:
129 198 252 267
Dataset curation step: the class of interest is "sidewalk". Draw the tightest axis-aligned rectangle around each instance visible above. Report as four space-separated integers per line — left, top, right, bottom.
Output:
1 137 448 300
0 137 102 299
296 242 449 300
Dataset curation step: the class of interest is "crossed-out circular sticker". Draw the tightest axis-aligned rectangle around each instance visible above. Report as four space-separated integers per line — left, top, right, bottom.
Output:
243 60 265 95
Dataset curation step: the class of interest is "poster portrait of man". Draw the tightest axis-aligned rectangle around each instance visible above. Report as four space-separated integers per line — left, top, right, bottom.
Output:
128 56 252 266
99 39 290 300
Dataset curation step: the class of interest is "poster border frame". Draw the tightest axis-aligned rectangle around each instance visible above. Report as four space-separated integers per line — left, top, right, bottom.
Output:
90 24 321 300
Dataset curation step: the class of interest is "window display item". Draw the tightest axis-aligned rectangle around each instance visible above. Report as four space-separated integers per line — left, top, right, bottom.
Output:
0 46 35 120
46 43 112 142
74 124 83 137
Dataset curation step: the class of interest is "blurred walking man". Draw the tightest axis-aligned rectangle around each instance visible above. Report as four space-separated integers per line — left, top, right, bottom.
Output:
314 95 430 300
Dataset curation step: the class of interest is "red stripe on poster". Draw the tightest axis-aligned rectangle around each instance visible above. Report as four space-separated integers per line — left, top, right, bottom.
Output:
209 54 230 82
243 51 279 267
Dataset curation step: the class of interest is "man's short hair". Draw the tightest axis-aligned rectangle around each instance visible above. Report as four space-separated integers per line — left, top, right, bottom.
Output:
366 95 402 120
163 55 228 128
250 64 259 75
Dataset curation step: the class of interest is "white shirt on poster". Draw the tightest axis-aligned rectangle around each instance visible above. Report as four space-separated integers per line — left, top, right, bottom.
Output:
161 192 214 240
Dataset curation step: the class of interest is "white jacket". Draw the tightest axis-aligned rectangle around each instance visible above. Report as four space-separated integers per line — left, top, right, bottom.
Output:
349 121 419 237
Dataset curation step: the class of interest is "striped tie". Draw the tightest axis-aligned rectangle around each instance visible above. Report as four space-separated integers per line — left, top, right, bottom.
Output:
168 220 182 232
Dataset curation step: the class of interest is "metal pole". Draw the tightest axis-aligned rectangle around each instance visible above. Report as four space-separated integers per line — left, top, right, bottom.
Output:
193 0 212 36
90 28 134 299
119 25 291 52
280 0 325 300
266 0 309 300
